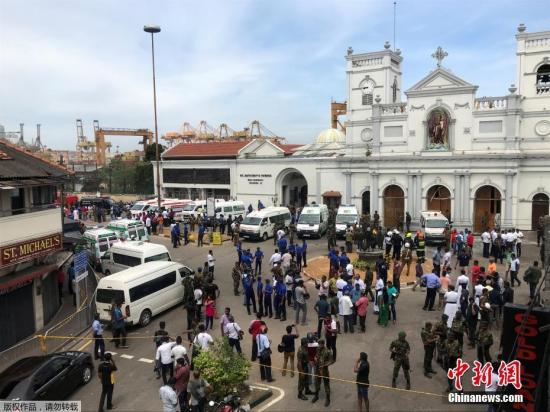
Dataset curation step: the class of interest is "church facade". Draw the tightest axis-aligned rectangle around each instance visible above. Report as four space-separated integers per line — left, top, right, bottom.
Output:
159 25 550 231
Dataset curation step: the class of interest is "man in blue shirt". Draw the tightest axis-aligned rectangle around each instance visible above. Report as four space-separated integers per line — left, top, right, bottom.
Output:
197 223 205 247
302 239 308 267
421 271 441 311
254 247 264 276
112 301 128 348
243 274 257 315
183 222 189 245
263 279 274 318
256 277 264 317
92 313 105 360
339 252 350 271
278 236 288 254
241 250 252 271
288 243 296 259
275 281 287 321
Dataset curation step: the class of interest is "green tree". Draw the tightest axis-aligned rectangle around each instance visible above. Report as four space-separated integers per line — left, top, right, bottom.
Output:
144 142 165 161
193 338 250 400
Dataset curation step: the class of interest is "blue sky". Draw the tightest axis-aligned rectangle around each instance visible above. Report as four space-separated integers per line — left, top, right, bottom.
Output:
1 0 548 151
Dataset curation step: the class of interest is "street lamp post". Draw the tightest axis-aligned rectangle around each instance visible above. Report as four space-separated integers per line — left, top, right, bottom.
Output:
143 25 162 210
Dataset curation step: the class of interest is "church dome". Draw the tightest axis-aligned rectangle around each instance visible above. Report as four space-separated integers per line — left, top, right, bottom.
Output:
315 128 345 144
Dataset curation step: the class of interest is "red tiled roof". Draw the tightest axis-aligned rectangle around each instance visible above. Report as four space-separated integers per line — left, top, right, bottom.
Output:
322 191 342 197
162 141 250 159
162 140 304 159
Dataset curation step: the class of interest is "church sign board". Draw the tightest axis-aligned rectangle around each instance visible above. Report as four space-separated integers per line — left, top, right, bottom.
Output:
1 233 62 267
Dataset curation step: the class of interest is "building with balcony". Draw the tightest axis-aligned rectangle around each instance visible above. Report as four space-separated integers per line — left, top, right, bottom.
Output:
0 140 72 350
158 25 550 231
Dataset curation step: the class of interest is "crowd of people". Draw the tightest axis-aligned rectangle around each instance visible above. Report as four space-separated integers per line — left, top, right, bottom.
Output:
88 202 546 412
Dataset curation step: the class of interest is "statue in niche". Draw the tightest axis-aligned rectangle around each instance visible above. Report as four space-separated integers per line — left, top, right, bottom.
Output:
427 109 449 150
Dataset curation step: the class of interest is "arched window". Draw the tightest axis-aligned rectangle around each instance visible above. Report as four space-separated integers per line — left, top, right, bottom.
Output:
536 64 550 94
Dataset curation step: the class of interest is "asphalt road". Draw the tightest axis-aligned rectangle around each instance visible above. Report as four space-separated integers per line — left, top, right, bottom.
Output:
66 232 538 411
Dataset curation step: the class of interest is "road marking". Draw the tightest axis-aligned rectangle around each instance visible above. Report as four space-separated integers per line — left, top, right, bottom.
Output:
77 332 93 351
120 354 134 359
138 358 155 364
253 383 284 412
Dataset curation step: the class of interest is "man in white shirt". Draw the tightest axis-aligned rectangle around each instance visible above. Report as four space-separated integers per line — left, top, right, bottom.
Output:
223 315 243 354
508 254 521 287
353 274 366 291
335 276 347 299
346 263 354 278
281 251 292 273
193 324 214 351
338 291 354 333
159 378 179 412
515 229 523 257
490 229 498 243
207 250 215 279
269 249 282 268
146 215 152 235
481 230 491 258
456 271 469 296
170 336 188 367
155 336 176 384
443 248 452 269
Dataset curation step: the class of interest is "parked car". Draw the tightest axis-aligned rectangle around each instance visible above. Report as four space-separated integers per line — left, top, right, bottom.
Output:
0 351 93 401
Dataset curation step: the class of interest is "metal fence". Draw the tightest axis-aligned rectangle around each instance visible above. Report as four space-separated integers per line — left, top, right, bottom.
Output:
0 264 98 369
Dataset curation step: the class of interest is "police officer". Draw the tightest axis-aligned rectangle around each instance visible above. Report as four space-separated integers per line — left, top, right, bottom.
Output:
434 314 448 366
444 333 462 392
311 339 333 406
421 322 438 378
389 331 411 390
297 337 310 400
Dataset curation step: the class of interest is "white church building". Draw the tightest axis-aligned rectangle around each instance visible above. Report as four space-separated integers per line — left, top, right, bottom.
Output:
158 25 550 231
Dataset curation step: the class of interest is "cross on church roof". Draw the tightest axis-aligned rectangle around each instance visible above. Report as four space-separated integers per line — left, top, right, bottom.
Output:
432 46 448 68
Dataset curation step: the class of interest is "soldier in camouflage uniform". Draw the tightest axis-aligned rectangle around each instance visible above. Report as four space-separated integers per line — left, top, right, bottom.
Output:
311 339 334 406
444 333 462 392
289 221 297 245
450 311 466 350
475 321 493 364
182 274 196 341
434 314 449 366
296 337 310 400
389 331 411 390
420 322 438 378
231 261 241 296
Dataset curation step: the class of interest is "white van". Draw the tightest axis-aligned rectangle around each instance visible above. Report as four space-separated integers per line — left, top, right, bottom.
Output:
297 204 329 238
83 228 120 269
217 201 246 220
129 201 152 219
107 219 149 242
100 241 172 276
240 207 291 240
420 210 449 244
95 261 194 327
335 205 359 237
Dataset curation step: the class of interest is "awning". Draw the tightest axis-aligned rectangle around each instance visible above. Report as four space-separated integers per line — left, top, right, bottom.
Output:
0 177 68 189
322 191 342 197
0 264 57 292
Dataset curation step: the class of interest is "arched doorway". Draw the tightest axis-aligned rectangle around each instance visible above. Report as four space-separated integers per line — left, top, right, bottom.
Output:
383 185 405 229
278 169 308 207
474 185 502 232
427 185 451 220
532 193 549 230
362 190 371 215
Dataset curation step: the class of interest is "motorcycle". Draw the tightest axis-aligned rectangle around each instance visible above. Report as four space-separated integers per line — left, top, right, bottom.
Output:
208 393 250 412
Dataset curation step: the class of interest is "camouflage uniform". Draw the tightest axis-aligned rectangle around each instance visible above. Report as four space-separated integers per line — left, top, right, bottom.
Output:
231 266 241 296
389 332 411 389
289 222 296 245
296 340 310 399
433 317 448 366
312 343 332 406
420 323 438 376
450 313 466 350
476 322 493 364
444 335 462 391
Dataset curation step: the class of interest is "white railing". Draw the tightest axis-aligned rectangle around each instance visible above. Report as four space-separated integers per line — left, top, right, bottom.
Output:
474 97 508 111
526 37 550 48
379 103 407 115
352 57 383 67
